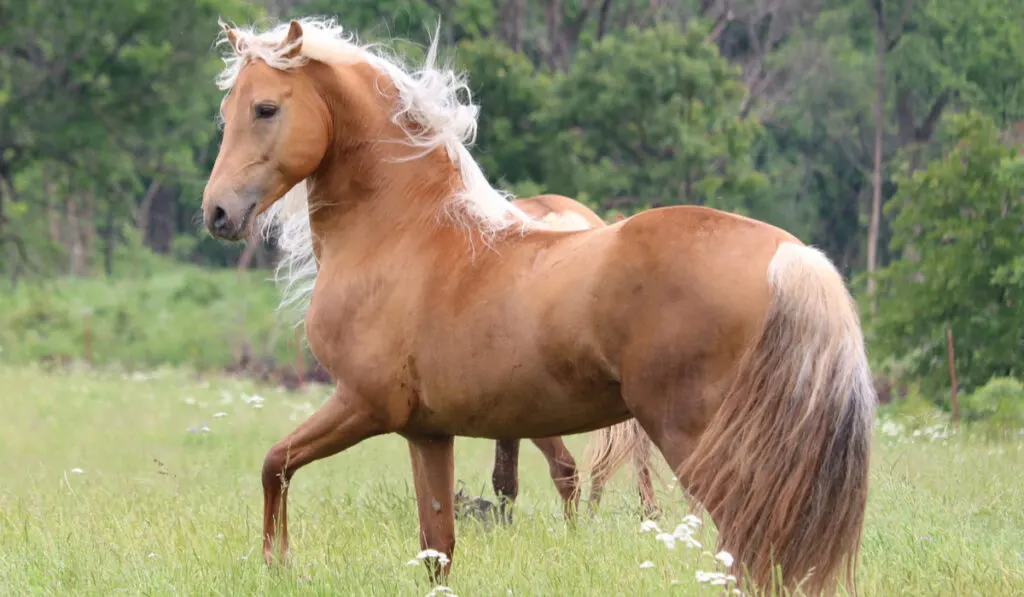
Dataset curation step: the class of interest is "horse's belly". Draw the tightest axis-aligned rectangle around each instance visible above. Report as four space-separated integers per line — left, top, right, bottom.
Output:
408 363 629 439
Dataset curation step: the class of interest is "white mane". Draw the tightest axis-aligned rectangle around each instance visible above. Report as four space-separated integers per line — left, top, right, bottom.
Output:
213 17 539 323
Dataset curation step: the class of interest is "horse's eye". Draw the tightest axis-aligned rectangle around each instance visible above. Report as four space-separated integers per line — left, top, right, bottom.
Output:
255 103 279 119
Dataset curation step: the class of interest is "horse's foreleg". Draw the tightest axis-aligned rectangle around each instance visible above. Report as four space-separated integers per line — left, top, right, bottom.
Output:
531 437 581 520
261 384 384 566
492 439 520 525
408 435 456 585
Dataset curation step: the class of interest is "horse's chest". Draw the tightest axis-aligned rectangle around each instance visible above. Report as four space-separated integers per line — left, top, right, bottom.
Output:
304 280 396 385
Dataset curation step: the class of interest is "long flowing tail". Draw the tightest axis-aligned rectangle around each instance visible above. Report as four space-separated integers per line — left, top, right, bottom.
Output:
583 419 654 507
679 242 875 596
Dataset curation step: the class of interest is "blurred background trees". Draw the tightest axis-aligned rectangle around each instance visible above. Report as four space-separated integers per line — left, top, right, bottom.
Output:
1 0 1021 417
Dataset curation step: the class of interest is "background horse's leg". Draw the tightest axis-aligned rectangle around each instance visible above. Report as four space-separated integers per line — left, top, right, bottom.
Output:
408 435 456 585
261 384 384 566
492 439 520 525
633 436 661 519
531 437 581 519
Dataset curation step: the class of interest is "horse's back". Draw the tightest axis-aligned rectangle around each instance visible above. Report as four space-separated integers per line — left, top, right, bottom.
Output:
512 195 606 229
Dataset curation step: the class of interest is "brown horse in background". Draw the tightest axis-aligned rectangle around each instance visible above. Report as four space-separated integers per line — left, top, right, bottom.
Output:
202 18 875 595
495 195 660 522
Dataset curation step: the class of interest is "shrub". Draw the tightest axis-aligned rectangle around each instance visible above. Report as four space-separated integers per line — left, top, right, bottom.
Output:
961 376 1024 428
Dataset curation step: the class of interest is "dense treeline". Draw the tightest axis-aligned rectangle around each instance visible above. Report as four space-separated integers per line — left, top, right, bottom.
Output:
1 0 1022 401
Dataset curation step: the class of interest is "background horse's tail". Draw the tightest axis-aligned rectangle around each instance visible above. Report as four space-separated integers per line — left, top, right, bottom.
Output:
583 419 654 509
679 242 875 596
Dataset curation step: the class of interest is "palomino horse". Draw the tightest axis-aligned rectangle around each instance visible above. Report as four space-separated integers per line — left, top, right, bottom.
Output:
497 195 659 521
203 18 874 595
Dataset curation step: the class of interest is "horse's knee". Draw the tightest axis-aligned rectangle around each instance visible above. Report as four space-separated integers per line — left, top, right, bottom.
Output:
262 443 294 490
550 453 580 499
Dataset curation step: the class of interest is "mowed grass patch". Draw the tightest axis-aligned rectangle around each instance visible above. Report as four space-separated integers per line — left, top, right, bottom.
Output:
0 364 1022 595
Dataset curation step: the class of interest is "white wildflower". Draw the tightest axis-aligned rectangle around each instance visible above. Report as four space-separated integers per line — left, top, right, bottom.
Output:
415 549 450 566
880 420 905 437
214 412 228 418
715 551 735 568
70 468 84 474
639 561 655 569
184 397 196 405
655 532 676 550
639 520 662 533
681 514 702 529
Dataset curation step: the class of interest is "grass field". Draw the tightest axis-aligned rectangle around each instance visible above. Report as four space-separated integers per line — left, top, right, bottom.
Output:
1 364 1022 596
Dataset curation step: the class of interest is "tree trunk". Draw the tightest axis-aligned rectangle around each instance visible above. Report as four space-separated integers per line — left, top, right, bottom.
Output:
104 196 117 276
147 184 177 254
867 20 885 312
135 178 161 241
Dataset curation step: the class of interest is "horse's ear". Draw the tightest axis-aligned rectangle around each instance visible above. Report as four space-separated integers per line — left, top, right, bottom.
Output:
222 22 243 53
281 20 303 58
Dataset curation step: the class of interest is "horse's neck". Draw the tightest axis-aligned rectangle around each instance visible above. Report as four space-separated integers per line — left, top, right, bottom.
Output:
304 148 478 268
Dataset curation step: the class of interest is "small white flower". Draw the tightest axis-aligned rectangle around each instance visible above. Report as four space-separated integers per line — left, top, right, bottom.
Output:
715 550 735 568
184 397 196 405
681 514 702 529
70 468 84 474
406 559 420 566
252 403 264 409
216 533 224 540
415 549 450 566
214 412 228 418
655 532 676 549
639 561 655 569
147 552 158 559
639 520 661 533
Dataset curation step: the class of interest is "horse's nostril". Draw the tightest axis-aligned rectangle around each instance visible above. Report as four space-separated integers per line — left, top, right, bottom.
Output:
212 205 229 234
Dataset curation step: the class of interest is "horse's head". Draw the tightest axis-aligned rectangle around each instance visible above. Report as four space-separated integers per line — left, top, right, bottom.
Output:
202 21 334 241
203 17 532 246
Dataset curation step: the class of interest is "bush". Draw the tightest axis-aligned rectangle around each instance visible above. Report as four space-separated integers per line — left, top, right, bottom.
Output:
962 377 1024 428
0 261 301 371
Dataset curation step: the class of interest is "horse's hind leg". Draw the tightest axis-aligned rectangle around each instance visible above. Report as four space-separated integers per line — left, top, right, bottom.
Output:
492 439 520 525
408 435 456 584
633 438 661 519
261 383 386 566
531 437 581 519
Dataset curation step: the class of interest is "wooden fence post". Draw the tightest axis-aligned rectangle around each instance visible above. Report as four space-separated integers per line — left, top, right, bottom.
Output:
83 313 92 366
946 328 958 428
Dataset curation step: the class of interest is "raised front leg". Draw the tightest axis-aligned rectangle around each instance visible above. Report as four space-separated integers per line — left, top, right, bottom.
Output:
262 383 385 566
492 439 520 525
531 437 581 520
408 435 456 585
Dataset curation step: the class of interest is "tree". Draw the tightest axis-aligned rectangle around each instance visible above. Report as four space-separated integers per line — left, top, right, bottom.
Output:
537 21 767 215
871 110 1024 396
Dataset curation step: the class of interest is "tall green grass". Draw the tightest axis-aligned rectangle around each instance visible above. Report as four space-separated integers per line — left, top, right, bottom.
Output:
1 364 1022 595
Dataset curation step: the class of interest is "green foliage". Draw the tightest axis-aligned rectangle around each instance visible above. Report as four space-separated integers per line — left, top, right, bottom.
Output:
454 38 552 190
0 258 296 370
870 110 1024 396
537 22 767 215
962 377 1024 428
